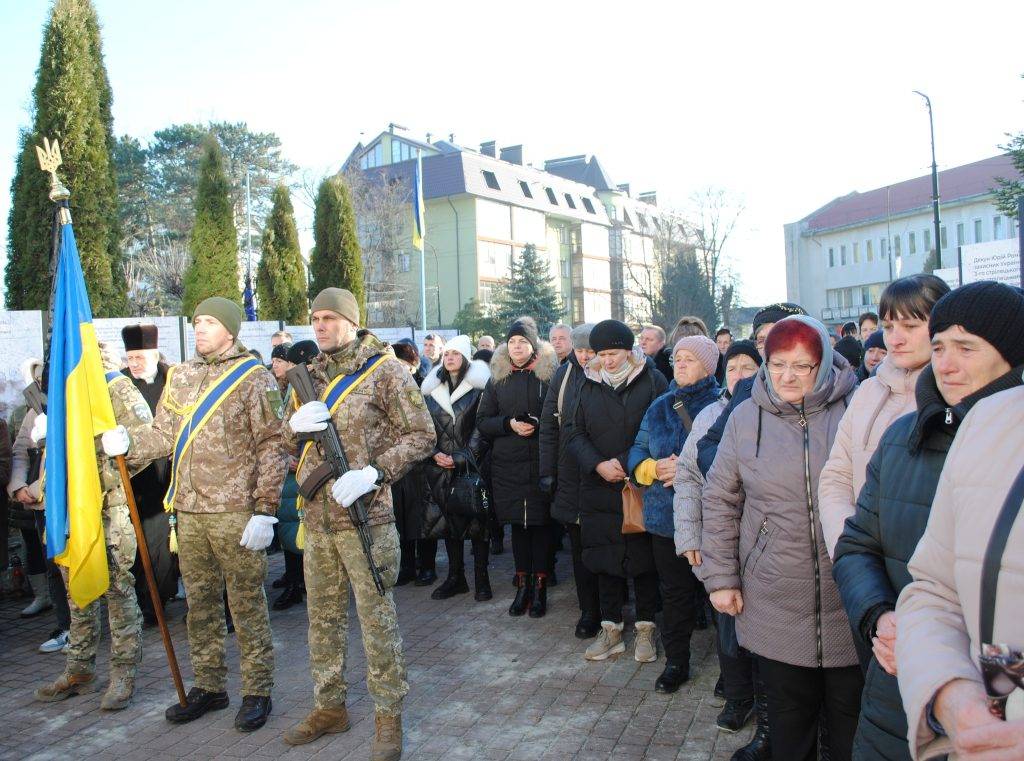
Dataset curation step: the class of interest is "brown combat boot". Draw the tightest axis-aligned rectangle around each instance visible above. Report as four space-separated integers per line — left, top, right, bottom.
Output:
283 706 351 746
100 672 135 711
34 672 96 703
370 713 402 761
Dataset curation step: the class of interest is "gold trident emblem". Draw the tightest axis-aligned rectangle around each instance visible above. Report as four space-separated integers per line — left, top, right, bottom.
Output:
36 137 71 204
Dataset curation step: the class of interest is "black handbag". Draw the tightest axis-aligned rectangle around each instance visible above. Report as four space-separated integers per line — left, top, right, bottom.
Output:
446 450 490 520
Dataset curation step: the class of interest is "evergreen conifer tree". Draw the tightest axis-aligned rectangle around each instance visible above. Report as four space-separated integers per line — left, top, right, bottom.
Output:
256 184 307 323
181 135 240 315
309 175 365 320
5 0 125 314
493 244 563 334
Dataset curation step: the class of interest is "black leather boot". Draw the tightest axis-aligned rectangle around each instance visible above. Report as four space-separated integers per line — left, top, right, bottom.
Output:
717 697 754 732
474 566 492 602
574 612 600 639
528 573 548 618
165 686 230 724
730 687 770 760
431 573 468 600
234 695 272 732
508 572 532 616
655 663 690 694
272 583 303 611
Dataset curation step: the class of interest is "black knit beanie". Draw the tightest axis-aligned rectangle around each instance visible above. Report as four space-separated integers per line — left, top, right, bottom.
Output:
506 317 540 351
286 340 320 366
752 302 806 335
589 319 635 352
724 339 762 368
929 281 1024 366
863 330 886 352
271 342 292 361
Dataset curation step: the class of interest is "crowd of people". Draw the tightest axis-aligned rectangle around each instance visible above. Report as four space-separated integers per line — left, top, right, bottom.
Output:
2 276 1023 761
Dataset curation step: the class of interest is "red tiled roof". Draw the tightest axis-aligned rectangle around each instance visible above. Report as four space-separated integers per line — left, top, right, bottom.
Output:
803 154 1020 232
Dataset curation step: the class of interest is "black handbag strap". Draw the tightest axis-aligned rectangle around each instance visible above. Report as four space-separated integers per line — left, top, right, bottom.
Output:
980 463 1024 645
672 399 693 433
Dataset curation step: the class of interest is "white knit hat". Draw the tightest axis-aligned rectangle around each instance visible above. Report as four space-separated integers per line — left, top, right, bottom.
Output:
443 334 474 363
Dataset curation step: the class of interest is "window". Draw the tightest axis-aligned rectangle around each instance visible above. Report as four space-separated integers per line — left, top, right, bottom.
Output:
956 223 965 246
923 228 931 253
994 216 1003 240
622 209 633 226
828 247 835 267
861 287 870 305
940 226 947 248
866 240 873 262
545 187 558 205
581 197 595 214
561 259 570 278
909 232 916 255
974 219 983 243
482 170 500 190
398 254 410 273
558 227 571 245
853 241 859 263
564 193 577 209
638 214 648 230
479 282 496 308
840 245 847 266
359 142 384 170
894 235 901 257
880 238 887 259
518 180 533 198
391 140 414 163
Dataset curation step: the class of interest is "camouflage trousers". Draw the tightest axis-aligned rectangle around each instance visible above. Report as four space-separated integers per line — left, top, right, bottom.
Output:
177 511 273 696
304 521 407 716
63 504 142 677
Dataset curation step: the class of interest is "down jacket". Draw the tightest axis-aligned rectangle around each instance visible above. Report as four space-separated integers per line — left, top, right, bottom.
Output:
475 341 558 527
701 354 859 669
566 351 667 578
819 357 923 557
896 386 1024 761
538 352 588 525
672 395 728 558
832 365 1023 761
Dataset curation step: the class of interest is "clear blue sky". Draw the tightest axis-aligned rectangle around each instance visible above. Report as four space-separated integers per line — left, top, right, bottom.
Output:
2 0 1023 307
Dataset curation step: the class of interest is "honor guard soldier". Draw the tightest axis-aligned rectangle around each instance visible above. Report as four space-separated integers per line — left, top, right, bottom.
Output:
34 342 153 711
108 297 287 732
283 288 435 760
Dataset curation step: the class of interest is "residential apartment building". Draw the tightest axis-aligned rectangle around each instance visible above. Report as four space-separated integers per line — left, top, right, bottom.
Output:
784 154 1020 328
345 128 664 327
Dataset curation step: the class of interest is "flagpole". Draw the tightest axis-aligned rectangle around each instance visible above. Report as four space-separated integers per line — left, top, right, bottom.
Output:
36 138 186 708
416 150 427 331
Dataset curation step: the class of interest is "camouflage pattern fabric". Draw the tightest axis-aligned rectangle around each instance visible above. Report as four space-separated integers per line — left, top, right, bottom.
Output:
64 503 142 677
281 332 436 533
304 521 406 714
128 342 287 515
176 511 273 696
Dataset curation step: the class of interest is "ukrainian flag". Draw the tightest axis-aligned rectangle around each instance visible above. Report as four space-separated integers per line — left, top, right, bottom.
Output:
412 149 425 251
45 213 118 608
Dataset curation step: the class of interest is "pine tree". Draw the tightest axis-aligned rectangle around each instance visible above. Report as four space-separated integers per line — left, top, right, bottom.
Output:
5 0 125 314
309 175 365 320
256 184 307 323
493 244 563 334
181 135 240 315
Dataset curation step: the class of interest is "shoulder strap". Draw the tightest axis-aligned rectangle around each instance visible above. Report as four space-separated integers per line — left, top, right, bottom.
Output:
980 463 1024 645
556 364 572 419
672 398 693 433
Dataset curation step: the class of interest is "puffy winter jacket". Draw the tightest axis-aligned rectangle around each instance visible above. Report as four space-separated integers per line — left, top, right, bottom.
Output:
701 355 859 669
819 358 923 557
538 354 588 524
673 396 728 559
696 375 755 477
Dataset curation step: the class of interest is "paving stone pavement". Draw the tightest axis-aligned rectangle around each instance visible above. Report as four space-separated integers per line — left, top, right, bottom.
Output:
0 536 753 760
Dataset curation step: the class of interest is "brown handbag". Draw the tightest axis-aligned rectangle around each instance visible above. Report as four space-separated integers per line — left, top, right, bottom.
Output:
621 482 646 534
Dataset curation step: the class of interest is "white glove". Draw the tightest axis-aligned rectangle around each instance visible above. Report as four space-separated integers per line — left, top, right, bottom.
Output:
101 425 130 456
331 465 379 507
239 514 278 551
30 413 47 444
289 401 330 433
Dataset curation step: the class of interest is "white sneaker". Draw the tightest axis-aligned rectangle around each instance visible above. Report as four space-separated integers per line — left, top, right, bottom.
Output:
21 597 53 618
39 629 70 654
174 579 186 600
584 621 626 661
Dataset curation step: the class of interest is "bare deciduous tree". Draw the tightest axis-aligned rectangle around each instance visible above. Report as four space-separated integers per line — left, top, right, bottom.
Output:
683 187 745 320
124 239 191 316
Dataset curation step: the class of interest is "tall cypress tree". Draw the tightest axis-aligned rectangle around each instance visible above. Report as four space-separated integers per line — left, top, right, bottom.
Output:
181 135 240 315
309 175 365 320
494 243 563 334
5 0 125 314
256 185 307 323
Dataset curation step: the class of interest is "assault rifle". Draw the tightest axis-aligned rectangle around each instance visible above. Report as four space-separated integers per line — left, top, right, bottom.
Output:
286 362 387 596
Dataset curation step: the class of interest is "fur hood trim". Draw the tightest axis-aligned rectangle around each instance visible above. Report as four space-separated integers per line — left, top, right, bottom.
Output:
421 358 490 397
490 340 558 384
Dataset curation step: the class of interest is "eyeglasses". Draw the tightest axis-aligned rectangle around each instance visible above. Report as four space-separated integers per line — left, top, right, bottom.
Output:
980 643 1024 720
766 361 818 377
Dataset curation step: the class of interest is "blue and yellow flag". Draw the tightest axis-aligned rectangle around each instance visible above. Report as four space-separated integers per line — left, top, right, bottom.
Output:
412 149 425 251
45 215 118 608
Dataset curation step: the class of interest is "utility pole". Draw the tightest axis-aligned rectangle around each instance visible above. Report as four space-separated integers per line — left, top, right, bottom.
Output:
245 169 253 279
1018 196 1023 287
913 91 942 268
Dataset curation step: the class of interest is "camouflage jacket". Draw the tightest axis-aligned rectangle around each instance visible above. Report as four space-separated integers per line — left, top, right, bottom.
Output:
129 342 287 515
101 373 159 510
282 332 435 533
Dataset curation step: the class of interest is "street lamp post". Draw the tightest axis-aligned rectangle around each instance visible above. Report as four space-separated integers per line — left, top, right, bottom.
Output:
913 91 942 268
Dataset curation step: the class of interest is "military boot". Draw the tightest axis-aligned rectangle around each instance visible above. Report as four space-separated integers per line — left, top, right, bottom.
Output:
370 713 402 761
283 707 351 746
34 672 96 702
100 672 135 711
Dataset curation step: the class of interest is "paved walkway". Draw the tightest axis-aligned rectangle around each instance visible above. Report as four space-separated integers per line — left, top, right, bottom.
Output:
0 540 752 760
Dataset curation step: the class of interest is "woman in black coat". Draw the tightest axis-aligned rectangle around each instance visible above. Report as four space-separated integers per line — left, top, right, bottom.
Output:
566 320 667 662
422 335 493 602
476 318 558 617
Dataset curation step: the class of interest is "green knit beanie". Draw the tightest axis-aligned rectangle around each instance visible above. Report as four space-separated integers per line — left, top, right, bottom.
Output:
311 287 360 326
193 297 243 339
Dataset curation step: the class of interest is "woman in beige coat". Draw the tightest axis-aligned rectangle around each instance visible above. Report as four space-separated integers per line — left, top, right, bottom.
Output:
819 274 950 557
896 385 1024 760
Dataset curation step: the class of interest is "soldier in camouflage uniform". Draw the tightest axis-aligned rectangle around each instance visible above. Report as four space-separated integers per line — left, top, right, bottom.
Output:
115 297 287 732
283 288 435 760
34 342 152 711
